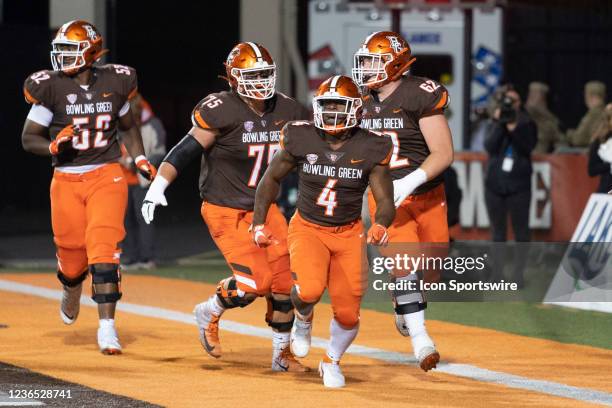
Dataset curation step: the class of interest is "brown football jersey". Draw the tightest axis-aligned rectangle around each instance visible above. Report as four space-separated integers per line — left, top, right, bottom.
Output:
23 64 138 167
191 91 310 210
360 75 449 194
281 122 392 226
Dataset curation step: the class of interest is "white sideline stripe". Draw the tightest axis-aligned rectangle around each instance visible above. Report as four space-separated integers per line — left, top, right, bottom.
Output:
1 279 611 406
0 392 44 406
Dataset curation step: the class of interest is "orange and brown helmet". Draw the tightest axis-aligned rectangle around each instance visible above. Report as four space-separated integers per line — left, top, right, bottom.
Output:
313 75 363 135
50 20 107 75
352 31 416 89
225 42 276 100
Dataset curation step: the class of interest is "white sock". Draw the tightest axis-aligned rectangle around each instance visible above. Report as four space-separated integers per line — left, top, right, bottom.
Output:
272 331 290 357
207 295 226 317
326 318 359 362
99 318 115 329
403 310 434 353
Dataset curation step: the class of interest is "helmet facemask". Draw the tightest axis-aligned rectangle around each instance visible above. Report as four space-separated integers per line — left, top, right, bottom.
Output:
50 39 91 74
352 50 392 88
231 64 276 100
313 96 362 135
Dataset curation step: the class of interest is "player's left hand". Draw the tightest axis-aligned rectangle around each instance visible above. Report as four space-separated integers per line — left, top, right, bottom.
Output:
367 223 389 246
250 224 277 248
135 155 157 181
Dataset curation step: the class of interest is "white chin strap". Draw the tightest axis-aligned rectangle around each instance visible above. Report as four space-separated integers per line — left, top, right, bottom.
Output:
232 66 277 100
312 96 361 132
351 51 389 87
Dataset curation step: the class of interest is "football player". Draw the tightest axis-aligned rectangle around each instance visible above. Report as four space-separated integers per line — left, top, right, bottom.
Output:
352 31 454 371
21 20 156 354
141 42 310 371
252 75 395 388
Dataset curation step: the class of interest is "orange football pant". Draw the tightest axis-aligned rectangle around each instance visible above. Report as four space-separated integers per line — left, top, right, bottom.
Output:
369 183 448 281
51 163 127 279
368 183 449 243
201 202 292 295
287 211 367 328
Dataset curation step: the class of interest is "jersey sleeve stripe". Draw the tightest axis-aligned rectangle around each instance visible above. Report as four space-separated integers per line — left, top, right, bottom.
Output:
193 110 212 129
127 87 139 100
433 91 449 110
23 87 39 104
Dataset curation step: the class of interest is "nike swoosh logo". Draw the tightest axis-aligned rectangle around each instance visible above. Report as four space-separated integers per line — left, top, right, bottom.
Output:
274 120 284 126
202 334 218 355
103 93 113 98
393 108 402 113
351 159 365 164
113 177 123 182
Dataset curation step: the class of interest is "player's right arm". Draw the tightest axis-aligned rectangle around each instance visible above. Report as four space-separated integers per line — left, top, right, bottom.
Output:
141 126 217 224
142 93 229 224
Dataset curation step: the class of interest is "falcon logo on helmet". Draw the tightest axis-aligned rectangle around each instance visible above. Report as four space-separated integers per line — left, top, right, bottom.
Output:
225 42 276 100
352 31 416 89
312 75 363 136
50 20 107 75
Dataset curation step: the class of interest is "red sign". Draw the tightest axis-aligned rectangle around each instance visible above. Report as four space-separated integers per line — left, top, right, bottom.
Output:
451 152 598 241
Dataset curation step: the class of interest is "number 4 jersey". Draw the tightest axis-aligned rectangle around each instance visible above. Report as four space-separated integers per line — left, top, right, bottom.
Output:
281 122 393 226
23 64 138 168
360 75 449 195
191 90 309 210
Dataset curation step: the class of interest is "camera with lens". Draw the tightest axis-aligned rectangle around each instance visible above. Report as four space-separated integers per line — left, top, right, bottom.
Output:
498 95 517 124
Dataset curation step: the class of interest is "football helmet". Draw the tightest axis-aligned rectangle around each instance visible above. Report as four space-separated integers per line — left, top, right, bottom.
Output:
225 42 276 100
313 75 362 136
352 31 416 89
50 20 107 75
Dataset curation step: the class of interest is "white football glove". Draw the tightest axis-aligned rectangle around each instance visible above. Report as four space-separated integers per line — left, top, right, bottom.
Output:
141 176 169 224
597 138 612 164
392 168 427 207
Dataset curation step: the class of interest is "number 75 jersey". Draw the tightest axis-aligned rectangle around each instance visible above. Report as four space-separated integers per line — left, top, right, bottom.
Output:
23 64 138 167
191 91 310 210
360 75 449 195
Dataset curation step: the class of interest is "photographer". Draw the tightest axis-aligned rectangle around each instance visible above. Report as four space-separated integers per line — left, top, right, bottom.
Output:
485 86 537 243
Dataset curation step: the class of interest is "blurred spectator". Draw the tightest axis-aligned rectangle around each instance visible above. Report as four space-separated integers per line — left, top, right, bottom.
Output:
120 94 167 269
588 103 612 193
567 81 607 147
525 81 563 153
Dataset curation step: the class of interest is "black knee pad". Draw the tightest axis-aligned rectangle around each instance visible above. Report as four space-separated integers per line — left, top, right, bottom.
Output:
266 295 294 331
90 264 122 304
57 269 88 287
268 318 294 332
215 277 256 308
270 296 293 313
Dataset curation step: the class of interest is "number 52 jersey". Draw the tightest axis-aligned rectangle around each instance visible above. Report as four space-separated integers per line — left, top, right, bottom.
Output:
281 122 393 226
23 64 138 167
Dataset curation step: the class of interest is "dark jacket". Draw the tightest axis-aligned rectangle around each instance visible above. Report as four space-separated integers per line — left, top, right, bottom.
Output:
588 136 612 194
485 111 538 194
